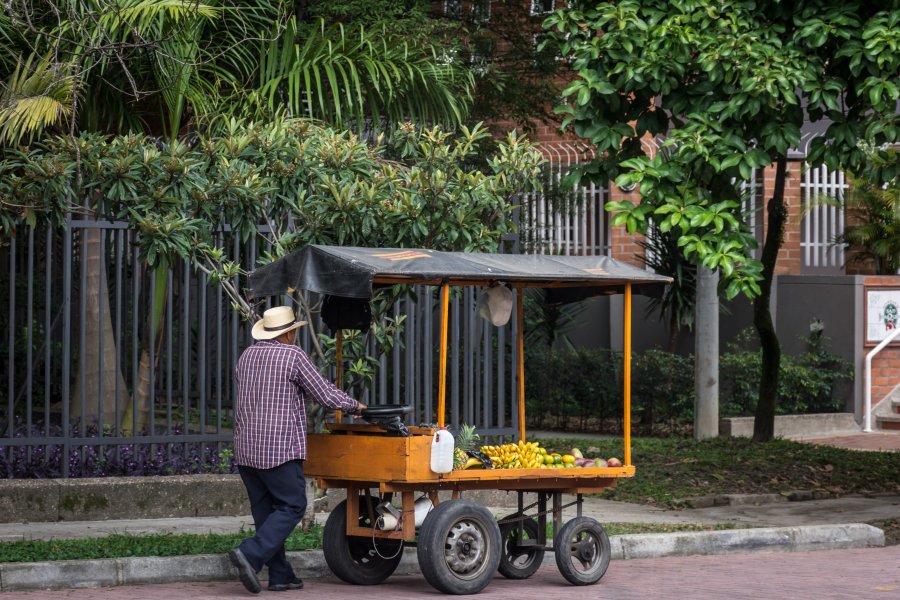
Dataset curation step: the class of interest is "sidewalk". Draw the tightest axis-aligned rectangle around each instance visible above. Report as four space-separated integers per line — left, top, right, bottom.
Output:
0 492 894 592
3 491 898 542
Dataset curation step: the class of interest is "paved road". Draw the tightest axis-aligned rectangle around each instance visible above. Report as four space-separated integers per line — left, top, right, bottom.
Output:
7 546 899 599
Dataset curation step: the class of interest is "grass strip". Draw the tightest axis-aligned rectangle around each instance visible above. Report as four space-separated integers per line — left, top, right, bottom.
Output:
602 522 746 536
0 522 747 564
0 527 322 564
537 436 900 507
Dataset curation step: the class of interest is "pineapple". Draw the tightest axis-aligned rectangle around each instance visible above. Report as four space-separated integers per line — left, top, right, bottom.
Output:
453 424 480 470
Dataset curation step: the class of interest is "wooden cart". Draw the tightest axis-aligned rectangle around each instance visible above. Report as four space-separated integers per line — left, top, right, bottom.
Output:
249 246 671 594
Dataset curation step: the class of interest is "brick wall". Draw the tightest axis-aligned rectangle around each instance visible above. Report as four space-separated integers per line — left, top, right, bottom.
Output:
606 186 646 269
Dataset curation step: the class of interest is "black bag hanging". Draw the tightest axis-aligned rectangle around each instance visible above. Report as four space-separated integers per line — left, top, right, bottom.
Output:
321 295 372 333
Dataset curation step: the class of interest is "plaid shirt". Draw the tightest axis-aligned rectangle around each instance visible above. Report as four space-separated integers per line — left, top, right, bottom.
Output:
233 340 358 469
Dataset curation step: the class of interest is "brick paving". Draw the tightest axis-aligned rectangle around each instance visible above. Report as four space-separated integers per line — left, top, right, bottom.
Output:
7 546 899 600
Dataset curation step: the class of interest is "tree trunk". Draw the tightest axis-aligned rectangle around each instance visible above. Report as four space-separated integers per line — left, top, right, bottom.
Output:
71 226 128 425
666 308 680 354
752 156 787 442
694 267 719 440
122 267 168 434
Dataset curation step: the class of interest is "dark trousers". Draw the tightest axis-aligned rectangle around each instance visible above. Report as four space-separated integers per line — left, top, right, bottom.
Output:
237 459 307 585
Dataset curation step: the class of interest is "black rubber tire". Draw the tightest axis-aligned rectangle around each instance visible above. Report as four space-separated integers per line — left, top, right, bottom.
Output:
358 404 414 418
497 514 544 579
417 499 502 595
323 498 403 585
553 516 611 586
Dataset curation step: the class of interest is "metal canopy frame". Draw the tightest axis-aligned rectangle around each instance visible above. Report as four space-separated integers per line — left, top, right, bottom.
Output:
252 245 672 468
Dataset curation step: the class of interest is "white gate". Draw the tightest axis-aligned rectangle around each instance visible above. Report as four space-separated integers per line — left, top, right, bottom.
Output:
801 164 847 273
518 142 609 256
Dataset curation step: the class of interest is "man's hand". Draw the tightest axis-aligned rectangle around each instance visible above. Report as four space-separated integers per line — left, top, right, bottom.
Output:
351 402 367 419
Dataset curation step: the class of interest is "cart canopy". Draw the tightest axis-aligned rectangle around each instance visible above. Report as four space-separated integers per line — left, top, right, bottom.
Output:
250 245 671 305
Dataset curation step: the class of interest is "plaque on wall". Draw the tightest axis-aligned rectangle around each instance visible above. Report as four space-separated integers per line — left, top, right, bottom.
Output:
865 286 900 345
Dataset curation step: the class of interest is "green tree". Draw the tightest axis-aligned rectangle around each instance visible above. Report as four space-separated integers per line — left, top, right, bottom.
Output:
0 0 476 426
637 228 697 353
300 0 567 131
0 1 473 142
824 142 900 275
0 116 543 421
545 0 899 441
837 177 900 275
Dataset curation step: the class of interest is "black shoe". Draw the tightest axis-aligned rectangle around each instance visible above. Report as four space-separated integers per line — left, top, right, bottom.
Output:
268 577 304 592
228 548 261 594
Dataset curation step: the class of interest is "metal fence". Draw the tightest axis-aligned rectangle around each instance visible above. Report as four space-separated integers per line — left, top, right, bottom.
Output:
1 220 250 476
0 157 608 477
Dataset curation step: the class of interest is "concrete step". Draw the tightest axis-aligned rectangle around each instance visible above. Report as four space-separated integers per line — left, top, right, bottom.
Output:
892 398 900 414
719 413 860 439
875 414 900 431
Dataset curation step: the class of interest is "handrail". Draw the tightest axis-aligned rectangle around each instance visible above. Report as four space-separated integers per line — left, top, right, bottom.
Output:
864 326 900 432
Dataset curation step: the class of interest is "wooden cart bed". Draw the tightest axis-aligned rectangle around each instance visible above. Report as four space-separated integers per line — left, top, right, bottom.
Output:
305 428 632 494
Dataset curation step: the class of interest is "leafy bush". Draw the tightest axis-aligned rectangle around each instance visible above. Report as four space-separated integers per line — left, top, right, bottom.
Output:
720 329 852 417
526 330 852 433
632 349 694 433
525 348 621 431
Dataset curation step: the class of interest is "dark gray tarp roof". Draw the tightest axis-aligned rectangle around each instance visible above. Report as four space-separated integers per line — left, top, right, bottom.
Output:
249 245 672 305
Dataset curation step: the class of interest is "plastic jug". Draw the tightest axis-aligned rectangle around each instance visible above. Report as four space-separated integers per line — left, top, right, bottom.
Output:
430 427 455 473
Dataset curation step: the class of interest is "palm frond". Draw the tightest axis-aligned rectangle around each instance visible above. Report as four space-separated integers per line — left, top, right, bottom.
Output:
258 18 473 130
98 0 220 37
0 54 73 146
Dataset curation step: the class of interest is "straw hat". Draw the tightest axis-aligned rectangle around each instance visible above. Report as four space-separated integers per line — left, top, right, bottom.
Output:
477 284 513 327
251 305 307 340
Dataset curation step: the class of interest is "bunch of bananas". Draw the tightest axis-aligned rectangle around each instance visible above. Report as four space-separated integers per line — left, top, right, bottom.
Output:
479 440 548 469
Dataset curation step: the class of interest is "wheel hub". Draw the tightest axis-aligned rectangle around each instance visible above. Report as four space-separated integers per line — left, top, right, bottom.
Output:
445 521 487 578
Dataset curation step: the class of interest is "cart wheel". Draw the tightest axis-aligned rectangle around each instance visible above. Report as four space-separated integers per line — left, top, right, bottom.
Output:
497 514 544 579
417 499 501 595
553 517 610 586
323 499 403 585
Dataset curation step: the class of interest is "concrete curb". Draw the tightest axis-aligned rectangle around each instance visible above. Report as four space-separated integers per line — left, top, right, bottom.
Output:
0 523 884 592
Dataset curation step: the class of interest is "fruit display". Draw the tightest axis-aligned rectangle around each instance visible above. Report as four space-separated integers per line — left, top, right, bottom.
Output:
475 441 624 470
479 441 548 469
453 424 481 470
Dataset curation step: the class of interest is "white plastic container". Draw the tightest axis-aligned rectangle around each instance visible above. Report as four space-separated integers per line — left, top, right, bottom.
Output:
430 427 455 474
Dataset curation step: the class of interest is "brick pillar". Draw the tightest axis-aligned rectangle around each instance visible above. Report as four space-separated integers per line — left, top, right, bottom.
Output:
606 184 646 268
762 161 804 276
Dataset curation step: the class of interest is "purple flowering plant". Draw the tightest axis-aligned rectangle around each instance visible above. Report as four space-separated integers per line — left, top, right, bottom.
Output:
0 419 235 478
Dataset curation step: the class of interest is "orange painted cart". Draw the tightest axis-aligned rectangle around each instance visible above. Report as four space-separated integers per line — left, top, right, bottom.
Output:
249 246 671 594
